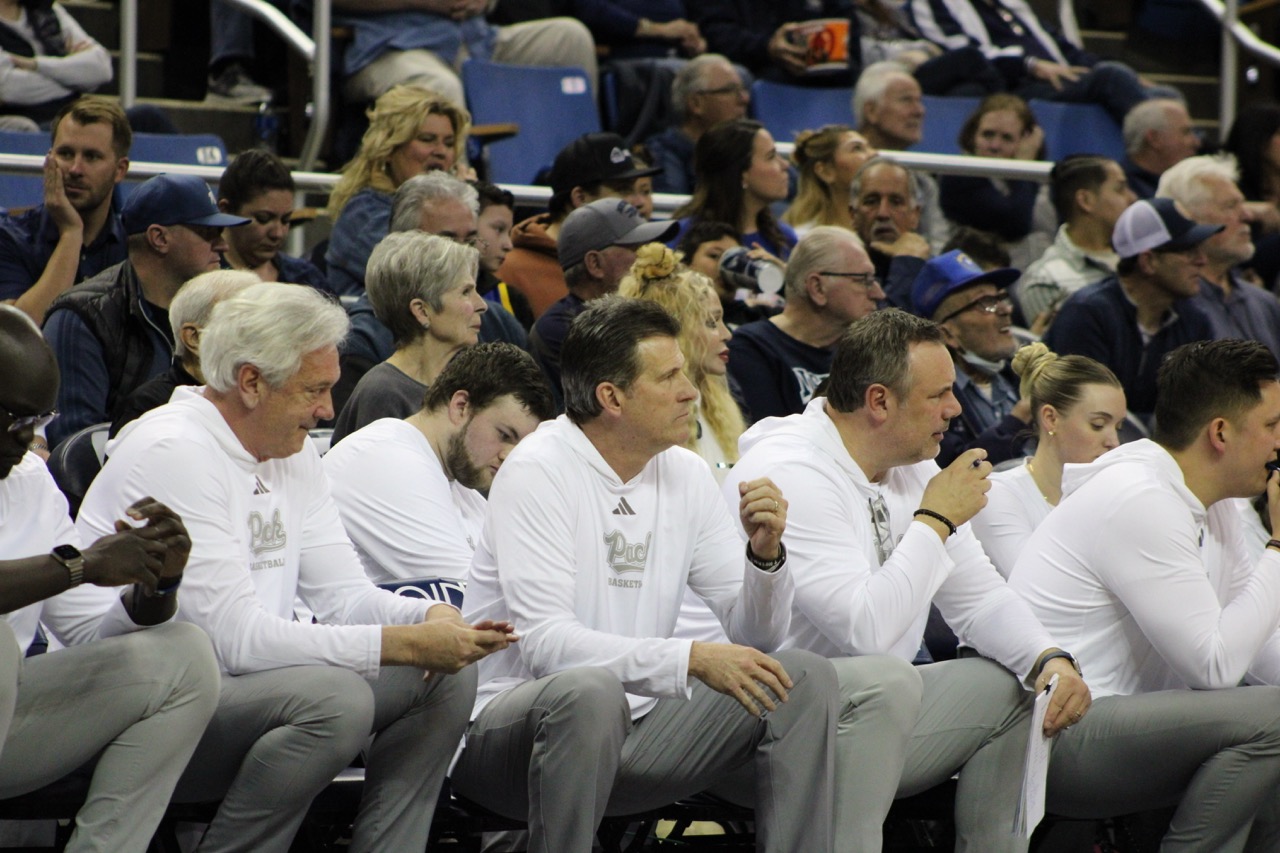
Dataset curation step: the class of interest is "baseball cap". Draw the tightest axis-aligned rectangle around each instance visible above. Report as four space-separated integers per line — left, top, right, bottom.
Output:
557 198 679 270
548 133 662 195
1112 197 1222 259
121 174 250 235
911 249 1020 320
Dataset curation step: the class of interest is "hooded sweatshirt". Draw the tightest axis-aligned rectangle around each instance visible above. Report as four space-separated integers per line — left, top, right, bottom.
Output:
497 214 566 319
725 397 1053 681
1009 439 1280 698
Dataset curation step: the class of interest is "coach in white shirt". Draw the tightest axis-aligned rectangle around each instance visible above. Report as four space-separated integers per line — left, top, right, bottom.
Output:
1010 338 1280 848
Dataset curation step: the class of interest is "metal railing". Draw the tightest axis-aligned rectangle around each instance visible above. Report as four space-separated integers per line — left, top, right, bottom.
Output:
1200 0 1280 133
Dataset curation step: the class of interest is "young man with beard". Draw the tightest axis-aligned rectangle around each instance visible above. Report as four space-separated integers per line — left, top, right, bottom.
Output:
325 342 555 583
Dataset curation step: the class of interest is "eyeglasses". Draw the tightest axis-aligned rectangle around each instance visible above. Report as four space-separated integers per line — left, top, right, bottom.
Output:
936 290 1013 324
869 495 894 566
821 271 882 290
2 407 57 435
697 84 749 97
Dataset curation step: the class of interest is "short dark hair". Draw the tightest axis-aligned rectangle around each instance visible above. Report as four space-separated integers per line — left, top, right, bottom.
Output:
561 295 680 425
51 96 132 159
827 309 945 412
1154 339 1280 450
471 179 514 213
423 342 555 421
677 220 740 258
218 149 295 212
1049 155 1114 224
941 227 1010 271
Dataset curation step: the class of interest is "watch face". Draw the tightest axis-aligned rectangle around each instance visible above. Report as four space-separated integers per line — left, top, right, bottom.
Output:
53 544 82 561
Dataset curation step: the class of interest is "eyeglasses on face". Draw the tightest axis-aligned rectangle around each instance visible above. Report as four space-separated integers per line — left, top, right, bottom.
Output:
1 407 57 435
820 271 882 290
936 290 1012 324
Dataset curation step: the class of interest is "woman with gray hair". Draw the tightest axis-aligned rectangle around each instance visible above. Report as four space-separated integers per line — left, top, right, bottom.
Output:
330 231 487 445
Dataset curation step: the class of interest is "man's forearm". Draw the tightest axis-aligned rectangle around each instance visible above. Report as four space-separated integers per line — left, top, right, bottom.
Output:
0 556 78 614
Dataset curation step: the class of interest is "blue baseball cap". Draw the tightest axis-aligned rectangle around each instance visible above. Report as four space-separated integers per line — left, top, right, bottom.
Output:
121 174 250 235
911 250 1020 320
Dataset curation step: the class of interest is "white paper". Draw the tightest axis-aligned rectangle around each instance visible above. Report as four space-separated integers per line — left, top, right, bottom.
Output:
1013 672 1057 837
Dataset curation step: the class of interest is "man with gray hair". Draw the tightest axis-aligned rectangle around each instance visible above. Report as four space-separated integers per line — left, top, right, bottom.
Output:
77 282 515 853
850 156 932 309
643 54 749 195
1122 98 1201 198
728 225 884 421
1158 154 1280 359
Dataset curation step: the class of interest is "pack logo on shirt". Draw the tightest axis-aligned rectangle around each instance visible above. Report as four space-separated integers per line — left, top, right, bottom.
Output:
248 508 287 556
791 367 830 406
604 529 651 576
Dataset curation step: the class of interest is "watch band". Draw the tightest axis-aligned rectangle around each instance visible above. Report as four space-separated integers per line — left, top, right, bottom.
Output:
1036 649 1081 678
51 546 85 588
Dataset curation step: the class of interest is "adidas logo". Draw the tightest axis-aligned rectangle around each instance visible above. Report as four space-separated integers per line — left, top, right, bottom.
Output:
252 476 270 495
611 497 636 516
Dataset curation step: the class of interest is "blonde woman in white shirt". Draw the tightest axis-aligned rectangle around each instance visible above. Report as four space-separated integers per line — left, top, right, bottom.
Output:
972 342 1127 577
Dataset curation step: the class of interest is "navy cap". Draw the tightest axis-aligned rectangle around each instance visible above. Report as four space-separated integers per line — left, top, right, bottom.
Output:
911 250 1020 320
1112 197 1223 258
121 174 250 235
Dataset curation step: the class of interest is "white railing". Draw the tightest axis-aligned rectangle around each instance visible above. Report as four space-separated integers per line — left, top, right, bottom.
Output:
1195 0 1280 133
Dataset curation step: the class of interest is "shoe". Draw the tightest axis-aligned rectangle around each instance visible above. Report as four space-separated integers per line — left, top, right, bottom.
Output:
207 62 273 105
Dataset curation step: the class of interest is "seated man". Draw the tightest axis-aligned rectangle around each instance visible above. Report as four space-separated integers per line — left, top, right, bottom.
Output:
1044 197 1215 423
643 55 750 196
530 198 676 406
326 342 554 583
727 307 1090 850
1009 339 1280 844
849 155 932 310
1121 98 1200 199
42 173 249 446
453 295 845 851
0 97 130 324
0 305 219 851
912 250 1031 466
730 226 884 421
690 0 856 83
1157 154 1280 361
76 282 515 853
1019 154 1135 327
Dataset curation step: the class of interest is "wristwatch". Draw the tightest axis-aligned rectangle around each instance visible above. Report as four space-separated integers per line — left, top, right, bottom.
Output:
51 544 85 588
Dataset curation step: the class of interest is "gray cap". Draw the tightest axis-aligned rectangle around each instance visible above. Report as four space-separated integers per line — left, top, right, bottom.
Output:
557 199 679 270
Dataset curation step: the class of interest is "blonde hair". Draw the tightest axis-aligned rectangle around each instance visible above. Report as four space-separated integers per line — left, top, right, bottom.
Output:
619 244 746 461
783 125 854 228
1012 342 1123 436
328 85 471 215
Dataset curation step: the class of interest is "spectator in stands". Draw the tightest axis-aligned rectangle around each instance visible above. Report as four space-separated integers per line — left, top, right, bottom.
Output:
330 0 596 109
690 0 857 84
1019 154 1134 330
908 0 1173 124
109 269 260 437
216 149 326 290
1009 339 1280 845
573 0 705 59
42 173 248 447
500 131 659 318
335 231 486 445
852 61 949 249
783 124 877 235
1158 155 1280 361
850 156 931 309
454 294 843 851
0 306 219 852
472 179 534 329
1225 103 1280 291
77 281 513 853
939 94 1055 272
1044 197 1216 422
207 1 274 104
326 85 471 297
970 342 1125 577
530 198 677 406
643 54 749 196
676 219 777 327
0 96 129 323
912 249 1031 467
0 0 108 129
1121 98 1200 199
726 307 1091 850
326 342 554 583
729 226 882 421
671 118 795 259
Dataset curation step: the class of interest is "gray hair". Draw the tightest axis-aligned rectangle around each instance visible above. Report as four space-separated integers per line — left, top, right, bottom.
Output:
849 156 921 209
670 54 735 123
1122 98 1185 157
366 230 479 347
783 225 866 300
170 270 260 359
389 170 480 234
1156 153 1240 216
201 282 349 392
852 61 913 129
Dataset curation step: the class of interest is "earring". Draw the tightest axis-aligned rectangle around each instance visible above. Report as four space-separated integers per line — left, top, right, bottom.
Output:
1048 430 1055 437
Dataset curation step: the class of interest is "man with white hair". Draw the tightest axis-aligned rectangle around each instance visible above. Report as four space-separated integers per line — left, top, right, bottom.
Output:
77 283 515 853
1157 154 1280 360
729 226 885 421
1122 98 1201 198
644 54 750 195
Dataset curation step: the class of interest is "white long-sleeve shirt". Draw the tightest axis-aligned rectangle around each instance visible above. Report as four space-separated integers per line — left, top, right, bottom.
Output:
324 418 486 584
0 4 111 106
76 387 427 678
725 398 1055 683
465 416 794 719
1009 439 1280 698
969 460 1051 579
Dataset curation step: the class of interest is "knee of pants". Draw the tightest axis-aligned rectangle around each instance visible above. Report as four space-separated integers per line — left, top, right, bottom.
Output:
283 667 379 748
832 655 924 721
769 648 840 699
542 17 596 64
533 667 629 740
148 622 221 708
